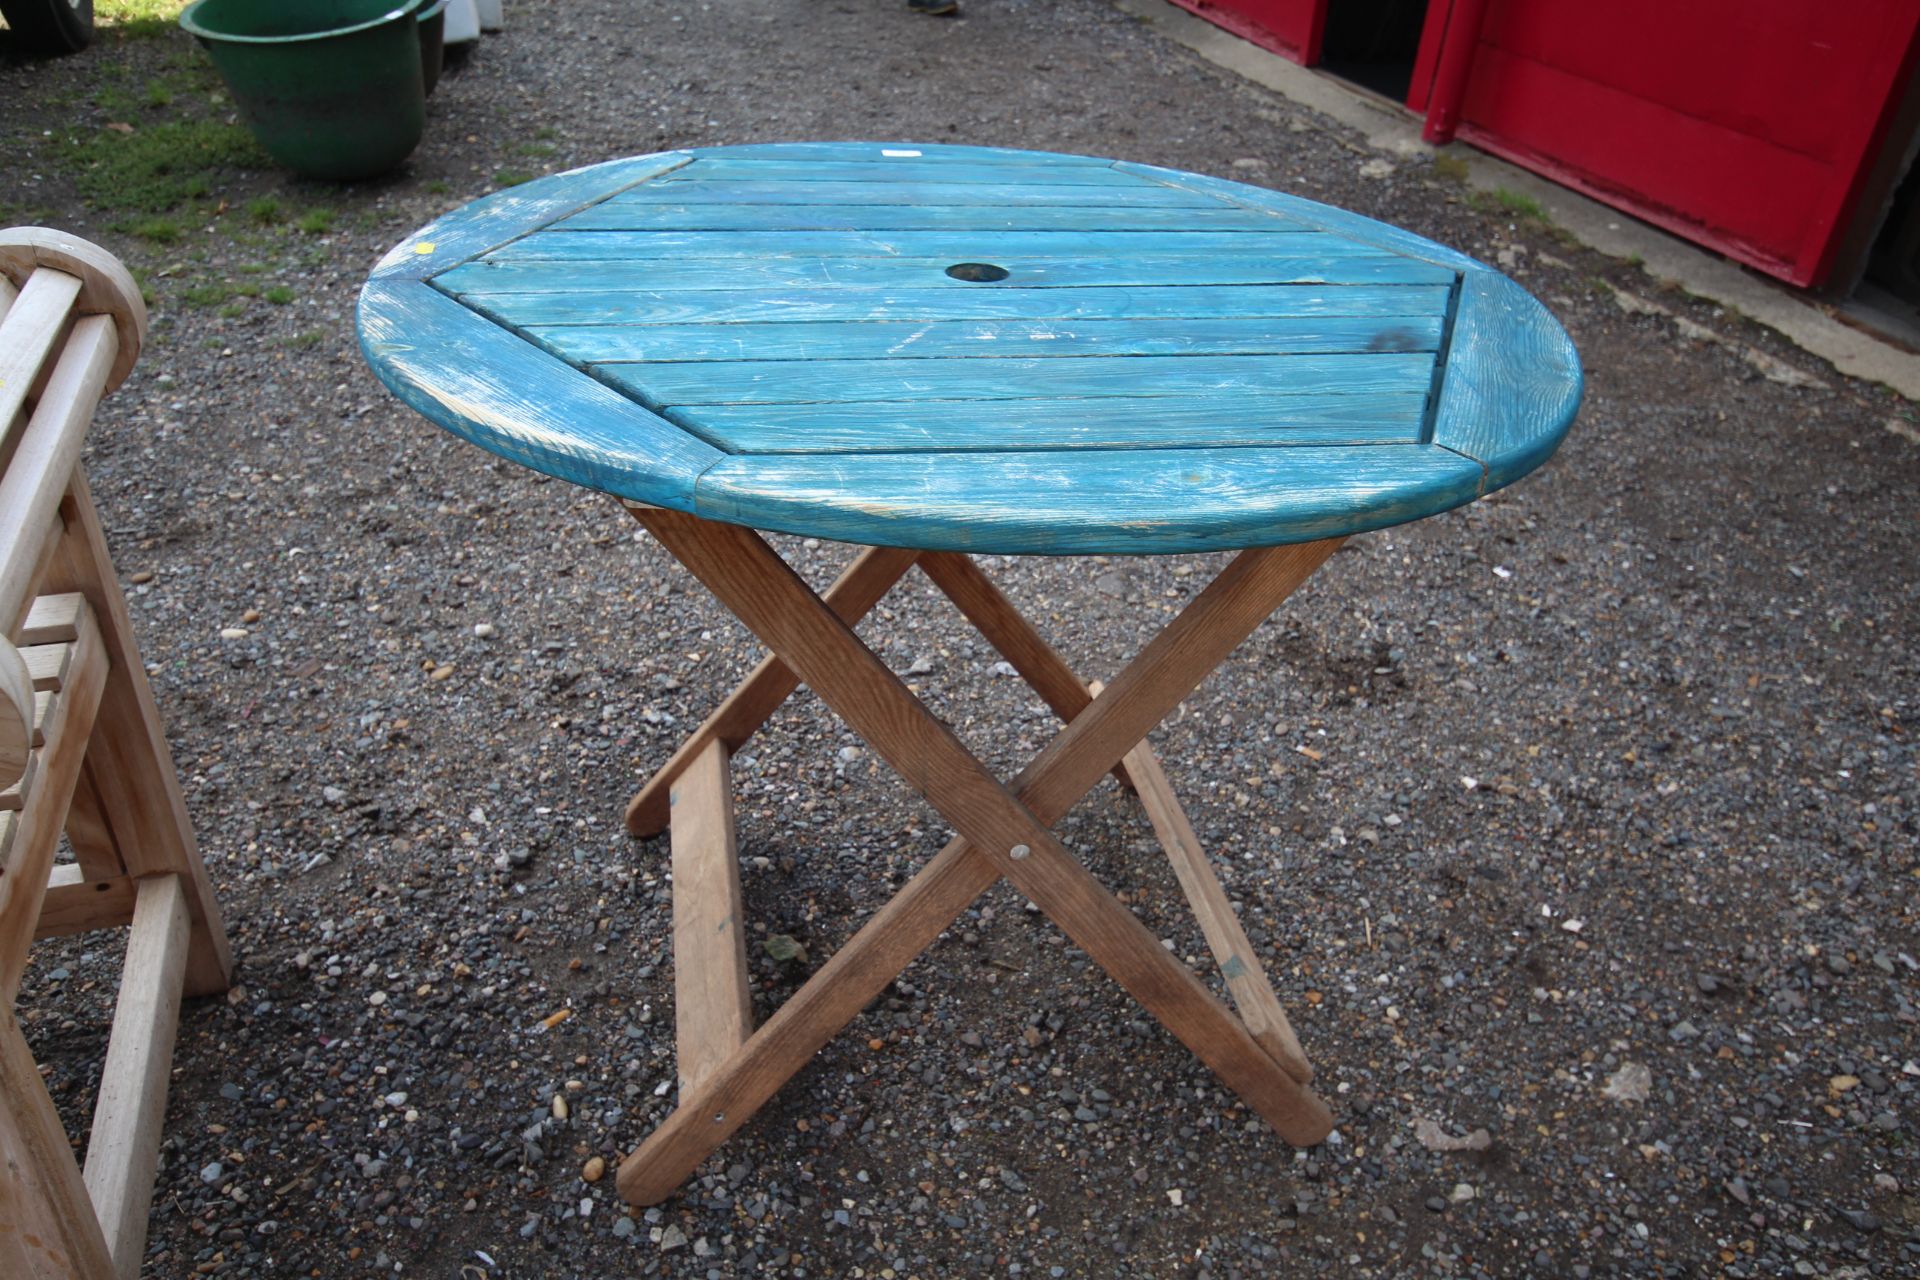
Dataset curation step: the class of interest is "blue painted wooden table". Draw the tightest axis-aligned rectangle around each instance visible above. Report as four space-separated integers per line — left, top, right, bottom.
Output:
357 142 1580 555
357 144 1582 1207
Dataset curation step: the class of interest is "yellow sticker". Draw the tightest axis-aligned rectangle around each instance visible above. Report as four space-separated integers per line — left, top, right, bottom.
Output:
413 241 435 255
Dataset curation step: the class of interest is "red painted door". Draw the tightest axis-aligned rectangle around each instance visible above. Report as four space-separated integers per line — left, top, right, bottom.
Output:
1410 0 1920 287
1166 0 1326 65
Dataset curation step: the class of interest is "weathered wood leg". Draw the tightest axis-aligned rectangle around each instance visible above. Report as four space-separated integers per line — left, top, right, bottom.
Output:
922 554 1314 1082
618 836 999 1205
669 740 753 1092
37 472 230 996
1120 738 1313 1084
626 544 920 837
621 507 1340 1203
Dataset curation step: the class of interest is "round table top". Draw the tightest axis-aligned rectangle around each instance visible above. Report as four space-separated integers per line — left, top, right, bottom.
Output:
357 143 1581 555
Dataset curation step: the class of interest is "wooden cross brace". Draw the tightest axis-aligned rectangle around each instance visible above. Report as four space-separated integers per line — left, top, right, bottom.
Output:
616 503 1340 1206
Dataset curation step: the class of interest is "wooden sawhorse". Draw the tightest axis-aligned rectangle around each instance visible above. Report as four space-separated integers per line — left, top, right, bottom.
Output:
0 229 233 1279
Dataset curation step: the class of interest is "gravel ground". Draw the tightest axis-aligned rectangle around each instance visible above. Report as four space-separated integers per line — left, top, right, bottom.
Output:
4 2 1918 1277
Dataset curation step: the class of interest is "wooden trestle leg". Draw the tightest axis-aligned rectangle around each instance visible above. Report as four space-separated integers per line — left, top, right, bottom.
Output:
617 505 1341 1205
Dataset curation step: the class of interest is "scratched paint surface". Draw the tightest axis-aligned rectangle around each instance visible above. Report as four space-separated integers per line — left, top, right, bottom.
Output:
356 143 1582 554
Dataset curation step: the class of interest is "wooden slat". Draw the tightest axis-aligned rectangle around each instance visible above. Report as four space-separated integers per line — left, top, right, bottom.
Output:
19 592 82 645
672 394 1428 456
610 179 1224 207
678 141 1120 168
359 281 720 516
659 158 1155 186
607 352 1438 409
1122 739 1312 1084
489 229 1376 261
0 753 32 813
626 544 919 837
0 318 116 631
36 477 227 995
669 741 753 1092
444 253 1455 294
533 314 1444 366
35 864 136 939
558 202 1311 232
368 150 694 282
1429 271 1584 489
0 1007 116 1279
0 641 27 794
21 641 71 691
0 269 83 454
456 282 1454 328
1114 160 1487 271
689 444 1483 556
83 874 189 1280
0 601 104 1005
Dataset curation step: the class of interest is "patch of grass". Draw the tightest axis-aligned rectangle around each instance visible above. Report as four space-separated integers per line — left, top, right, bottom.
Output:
217 302 247 319
515 142 557 158
1430 154 1470 184
122 215 186 244
1471 187 1550 222
63 119 267 214
263 285 295 305
493 170 534 189
144 80 174 109
97 0 192 40
180 282 233 307
281 329 327 348
424 179 451 195
245 196 283 226
297 208 336 235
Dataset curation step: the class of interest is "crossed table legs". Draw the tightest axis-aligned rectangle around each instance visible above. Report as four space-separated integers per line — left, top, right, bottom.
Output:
615 503 1342 1206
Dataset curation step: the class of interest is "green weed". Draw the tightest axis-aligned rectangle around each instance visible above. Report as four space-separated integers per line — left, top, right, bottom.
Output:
246 196 283 226
97 0 191 39
1471 187 1550 222
64 119 266 213
296 208 336 235
493 170 534 189
264 285 295 305
1430 155 1470 184
123 215 185 244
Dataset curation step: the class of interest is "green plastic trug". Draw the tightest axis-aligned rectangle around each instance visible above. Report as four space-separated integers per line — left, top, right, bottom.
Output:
180 0 428 181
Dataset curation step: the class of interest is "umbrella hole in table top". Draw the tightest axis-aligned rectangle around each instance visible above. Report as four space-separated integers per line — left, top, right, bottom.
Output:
356 142 1581 1206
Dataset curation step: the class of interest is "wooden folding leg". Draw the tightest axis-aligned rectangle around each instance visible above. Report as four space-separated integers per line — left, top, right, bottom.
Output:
617 505 1341 1205
923 555 1312 1082
669 740 753 1091
1121 740 1312 1084
626 545 920 837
